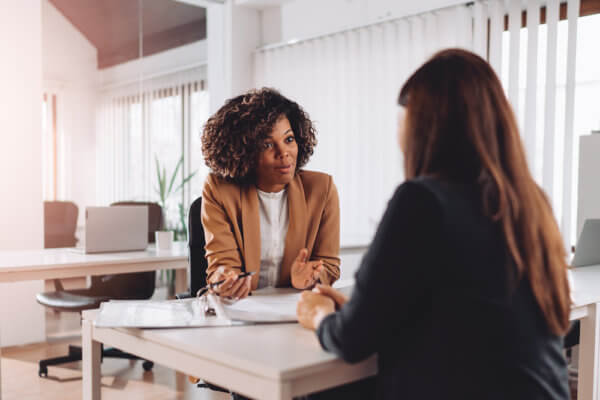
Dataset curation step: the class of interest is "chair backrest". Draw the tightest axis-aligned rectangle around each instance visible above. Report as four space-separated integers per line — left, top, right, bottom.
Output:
110 201 163 243
188 197 208 296
89 201 163 300
44 201 78 248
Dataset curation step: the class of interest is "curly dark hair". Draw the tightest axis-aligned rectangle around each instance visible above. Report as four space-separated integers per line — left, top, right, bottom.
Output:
201 88 317 183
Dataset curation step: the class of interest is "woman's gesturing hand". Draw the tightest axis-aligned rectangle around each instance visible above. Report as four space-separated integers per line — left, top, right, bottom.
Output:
209 266 252 300
312 284 348 309
290 248 324 289
296 291 336 330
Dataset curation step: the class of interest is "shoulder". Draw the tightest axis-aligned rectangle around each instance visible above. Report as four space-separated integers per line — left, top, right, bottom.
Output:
296 170 335 196
203 173 242 200
389 178 445 216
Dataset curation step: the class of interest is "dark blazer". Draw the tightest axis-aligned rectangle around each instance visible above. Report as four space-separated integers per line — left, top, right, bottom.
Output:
317 177 569 400
201 170 341 289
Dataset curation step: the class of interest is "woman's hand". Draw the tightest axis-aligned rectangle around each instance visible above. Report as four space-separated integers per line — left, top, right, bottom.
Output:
291 248 324 289
209 267 252 300
296 291 336 330
312 284 348 309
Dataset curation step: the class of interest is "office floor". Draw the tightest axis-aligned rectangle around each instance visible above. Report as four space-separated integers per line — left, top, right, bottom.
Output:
1 278 230 400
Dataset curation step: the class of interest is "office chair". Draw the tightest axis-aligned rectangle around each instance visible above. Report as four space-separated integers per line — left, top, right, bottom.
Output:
175 197 230 395
44 201 78 248
177 196 207 299
35 202 162 377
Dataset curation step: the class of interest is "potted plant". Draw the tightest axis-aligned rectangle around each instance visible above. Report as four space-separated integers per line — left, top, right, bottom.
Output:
154 155 196 295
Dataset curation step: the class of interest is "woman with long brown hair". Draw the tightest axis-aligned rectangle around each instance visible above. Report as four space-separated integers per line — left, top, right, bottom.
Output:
297 49 570 399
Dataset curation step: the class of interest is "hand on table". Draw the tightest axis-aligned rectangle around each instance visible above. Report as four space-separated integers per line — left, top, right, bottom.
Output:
312 284 348 309
209 266 252 300
291 248 324 289
296 290 336 330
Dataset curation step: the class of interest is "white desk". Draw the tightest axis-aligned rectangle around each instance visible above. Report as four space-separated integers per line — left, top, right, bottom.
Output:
80 266 600 400
569 265 600 400
0 242 189 400
81 308 377 400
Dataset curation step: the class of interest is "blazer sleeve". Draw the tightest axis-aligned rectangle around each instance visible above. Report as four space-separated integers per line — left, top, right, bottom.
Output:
316 181 442 363
201 176 243 283
311 176 341 285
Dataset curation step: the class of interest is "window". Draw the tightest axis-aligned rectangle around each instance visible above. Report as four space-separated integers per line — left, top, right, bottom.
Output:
97 71 210 234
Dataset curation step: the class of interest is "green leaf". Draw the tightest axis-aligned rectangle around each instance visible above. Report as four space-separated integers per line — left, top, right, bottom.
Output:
167 156 183 198
173 170 197 194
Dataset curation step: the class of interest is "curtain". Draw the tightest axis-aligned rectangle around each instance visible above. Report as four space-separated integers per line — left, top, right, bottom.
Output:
480 0 581 247
96 66 210 230
254 5 476 243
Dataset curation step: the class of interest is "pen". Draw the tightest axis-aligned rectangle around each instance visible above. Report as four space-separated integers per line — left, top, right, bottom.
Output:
196 271 256 297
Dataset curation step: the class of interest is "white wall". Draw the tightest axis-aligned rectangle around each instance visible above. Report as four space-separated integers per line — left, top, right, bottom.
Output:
0 0 46 347
99 41 208 89
42 0 98 228
258 0 467 45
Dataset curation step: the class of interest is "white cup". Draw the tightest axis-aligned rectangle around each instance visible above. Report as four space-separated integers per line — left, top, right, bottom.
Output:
155 230 173 250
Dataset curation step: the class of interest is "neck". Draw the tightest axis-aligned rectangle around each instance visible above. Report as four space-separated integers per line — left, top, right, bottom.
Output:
256 181 286 193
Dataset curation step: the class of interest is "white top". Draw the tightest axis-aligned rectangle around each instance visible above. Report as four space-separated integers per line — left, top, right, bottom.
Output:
257 188 289 288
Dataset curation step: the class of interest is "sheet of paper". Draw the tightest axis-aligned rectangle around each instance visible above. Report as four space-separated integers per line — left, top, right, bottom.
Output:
219 288 301 323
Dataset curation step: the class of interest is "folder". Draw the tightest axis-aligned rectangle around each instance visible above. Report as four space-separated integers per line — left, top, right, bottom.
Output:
94 288 301 328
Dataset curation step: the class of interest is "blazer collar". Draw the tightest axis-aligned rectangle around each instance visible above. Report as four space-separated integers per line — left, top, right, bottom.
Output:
241 174 308 288
241 183 261 287
279 174 307 286
242 174 307 288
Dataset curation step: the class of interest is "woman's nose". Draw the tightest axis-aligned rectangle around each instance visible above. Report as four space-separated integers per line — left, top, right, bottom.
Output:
275 144 288 158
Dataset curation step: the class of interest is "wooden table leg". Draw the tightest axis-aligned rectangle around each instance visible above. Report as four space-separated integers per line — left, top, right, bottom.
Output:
82 318 101 400
579 303 600 400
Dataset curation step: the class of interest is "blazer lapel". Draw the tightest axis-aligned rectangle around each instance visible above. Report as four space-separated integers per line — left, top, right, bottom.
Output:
279 174 308 286
241 184 261 288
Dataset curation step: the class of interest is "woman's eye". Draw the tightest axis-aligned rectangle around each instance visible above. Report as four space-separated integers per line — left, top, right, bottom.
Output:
264 143 273 149
285 136 295 143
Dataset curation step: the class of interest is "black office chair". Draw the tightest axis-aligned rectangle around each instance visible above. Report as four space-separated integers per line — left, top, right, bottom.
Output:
177 196 208 299
35 202 162 377
175 197 231 395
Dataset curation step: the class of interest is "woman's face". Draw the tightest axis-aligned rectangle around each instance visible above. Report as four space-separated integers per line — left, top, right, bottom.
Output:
397 105 407 153
255 115 298 192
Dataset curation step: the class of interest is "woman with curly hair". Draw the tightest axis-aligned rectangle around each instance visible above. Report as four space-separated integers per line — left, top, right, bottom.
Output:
200 88 340 299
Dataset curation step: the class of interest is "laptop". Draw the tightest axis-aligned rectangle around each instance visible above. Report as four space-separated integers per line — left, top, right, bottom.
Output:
72 206 149 254
572 219 600 267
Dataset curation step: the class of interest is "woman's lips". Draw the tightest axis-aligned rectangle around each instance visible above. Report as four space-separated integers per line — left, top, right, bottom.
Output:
275 165 293 174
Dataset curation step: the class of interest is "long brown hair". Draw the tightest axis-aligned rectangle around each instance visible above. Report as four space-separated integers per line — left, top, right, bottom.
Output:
399 49 570 335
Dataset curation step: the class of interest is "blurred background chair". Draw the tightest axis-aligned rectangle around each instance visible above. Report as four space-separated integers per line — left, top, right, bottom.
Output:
35 201 163 377
44 201 78 248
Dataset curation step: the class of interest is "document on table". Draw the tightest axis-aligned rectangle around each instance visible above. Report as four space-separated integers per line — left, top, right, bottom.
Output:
94 288 301 328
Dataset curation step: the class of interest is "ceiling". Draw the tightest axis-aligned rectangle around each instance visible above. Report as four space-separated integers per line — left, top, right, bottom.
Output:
49 0 207 69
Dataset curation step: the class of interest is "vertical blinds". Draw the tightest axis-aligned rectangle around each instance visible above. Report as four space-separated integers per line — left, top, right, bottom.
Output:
255 5 475 243
96 66 207 210
478 0 581 247
256 0 581 248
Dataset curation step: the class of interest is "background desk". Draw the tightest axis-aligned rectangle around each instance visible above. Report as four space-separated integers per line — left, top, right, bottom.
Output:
0 242 189 400
570 264 600 400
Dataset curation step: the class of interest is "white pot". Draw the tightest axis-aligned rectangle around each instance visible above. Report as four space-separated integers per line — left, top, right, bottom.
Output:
155 230 173 250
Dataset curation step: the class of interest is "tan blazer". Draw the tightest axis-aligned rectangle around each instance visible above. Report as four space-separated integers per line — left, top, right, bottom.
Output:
201 170 341 289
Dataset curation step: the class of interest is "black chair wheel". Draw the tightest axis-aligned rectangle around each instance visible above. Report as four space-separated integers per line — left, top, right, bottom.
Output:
38 366 48 378
142 361 154 371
